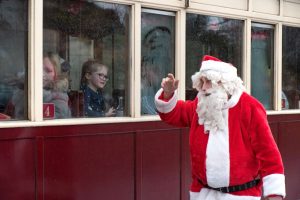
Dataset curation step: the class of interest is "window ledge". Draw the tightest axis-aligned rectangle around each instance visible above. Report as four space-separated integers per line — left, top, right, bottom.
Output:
0 115 162 129
267 110 300 115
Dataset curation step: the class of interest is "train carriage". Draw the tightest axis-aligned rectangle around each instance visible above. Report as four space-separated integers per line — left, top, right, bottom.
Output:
0 0 300 199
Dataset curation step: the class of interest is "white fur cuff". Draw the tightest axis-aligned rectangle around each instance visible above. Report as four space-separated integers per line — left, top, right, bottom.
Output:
154 88 178 113
263 174 286 198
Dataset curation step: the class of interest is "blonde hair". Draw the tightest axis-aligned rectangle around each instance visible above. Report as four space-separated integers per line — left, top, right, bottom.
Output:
53 76 69 92
80 59 108 86
43 52 61 79
43 52 69 91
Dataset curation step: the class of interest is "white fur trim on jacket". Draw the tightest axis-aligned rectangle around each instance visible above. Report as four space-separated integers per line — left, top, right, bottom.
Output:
190 189 261 200
206 109 230 188
263 174 286 198
154 88 178 113
223 89 243 109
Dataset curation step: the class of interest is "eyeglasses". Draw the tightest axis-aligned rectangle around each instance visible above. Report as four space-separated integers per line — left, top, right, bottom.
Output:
96 73 109 81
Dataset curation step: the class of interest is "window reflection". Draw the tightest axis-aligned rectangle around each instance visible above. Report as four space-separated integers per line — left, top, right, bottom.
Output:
282 26 300 110
43 1 130 119
186 14 243 100
0 0 28 120
43 52 71 119
141 9 175 115
251 23 274 110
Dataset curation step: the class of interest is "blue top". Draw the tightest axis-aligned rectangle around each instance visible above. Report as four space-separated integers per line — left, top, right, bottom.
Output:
81 85 106 117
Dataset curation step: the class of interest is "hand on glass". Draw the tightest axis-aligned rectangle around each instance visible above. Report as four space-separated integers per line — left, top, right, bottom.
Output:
161 73 179 99
105 107 116 117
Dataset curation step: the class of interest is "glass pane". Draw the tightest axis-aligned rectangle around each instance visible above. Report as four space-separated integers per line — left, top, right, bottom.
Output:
43 1 130 119
0 0 28 120
186 14 243 100
282 26 300 110
141 9 175 115
251 23 274 110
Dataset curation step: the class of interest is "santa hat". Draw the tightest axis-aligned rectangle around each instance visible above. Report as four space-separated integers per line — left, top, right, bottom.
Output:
192 55 244 95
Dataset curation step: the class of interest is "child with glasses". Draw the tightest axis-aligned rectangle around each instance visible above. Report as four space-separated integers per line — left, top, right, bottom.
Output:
80 60 115 117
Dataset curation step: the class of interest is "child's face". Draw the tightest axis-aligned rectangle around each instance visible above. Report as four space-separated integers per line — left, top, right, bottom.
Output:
43 57 56 86
86 66 108 90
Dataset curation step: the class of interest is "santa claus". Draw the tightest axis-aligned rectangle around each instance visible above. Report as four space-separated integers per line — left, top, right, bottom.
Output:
154 55 285 200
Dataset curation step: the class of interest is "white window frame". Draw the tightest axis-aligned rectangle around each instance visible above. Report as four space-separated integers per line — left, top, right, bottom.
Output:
1 0 300 128
249 22 277 111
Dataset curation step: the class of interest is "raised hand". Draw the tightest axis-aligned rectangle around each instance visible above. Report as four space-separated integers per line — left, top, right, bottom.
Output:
161 73 179 99
105 107 116 117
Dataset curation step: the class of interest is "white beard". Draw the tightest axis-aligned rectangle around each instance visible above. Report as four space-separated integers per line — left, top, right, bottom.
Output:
196 86 228 133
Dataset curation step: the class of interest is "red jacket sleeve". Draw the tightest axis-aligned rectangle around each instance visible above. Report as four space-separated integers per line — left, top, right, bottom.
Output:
155 88 197 128
247 98 285 197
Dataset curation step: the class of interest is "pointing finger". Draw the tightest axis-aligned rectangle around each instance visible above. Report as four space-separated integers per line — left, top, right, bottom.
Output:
161 78 165 88
174 79 179 89
167 73 175 80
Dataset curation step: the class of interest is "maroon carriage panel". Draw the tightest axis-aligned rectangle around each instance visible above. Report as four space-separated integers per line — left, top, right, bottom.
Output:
136 128 181 200
0 139 35 200
278 121 300 200
0 115 299 200
43 133 135 200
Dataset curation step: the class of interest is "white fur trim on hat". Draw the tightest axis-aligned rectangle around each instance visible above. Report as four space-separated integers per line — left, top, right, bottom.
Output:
200 60 237 76
154 88 178 113
191 60 245 95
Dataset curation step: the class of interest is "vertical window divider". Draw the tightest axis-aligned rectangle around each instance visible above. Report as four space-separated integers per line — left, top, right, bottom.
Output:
133 3 141 118
274 22 283 111
279 0 284 17
175 9 186 101
244 19 252 93
28 0 43 121
248 0 253 12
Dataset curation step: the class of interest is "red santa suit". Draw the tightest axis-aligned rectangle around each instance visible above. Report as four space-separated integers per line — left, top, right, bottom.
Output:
154 56 286 200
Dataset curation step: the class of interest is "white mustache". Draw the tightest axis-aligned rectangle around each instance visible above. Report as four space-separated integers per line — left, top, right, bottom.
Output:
197 86 228 132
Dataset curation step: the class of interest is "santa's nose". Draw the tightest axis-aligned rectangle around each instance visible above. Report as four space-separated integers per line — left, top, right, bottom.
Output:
201 82 211 91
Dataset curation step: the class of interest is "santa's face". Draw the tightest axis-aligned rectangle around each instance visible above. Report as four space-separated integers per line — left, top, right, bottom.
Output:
196 79 228 132
199 76 212 94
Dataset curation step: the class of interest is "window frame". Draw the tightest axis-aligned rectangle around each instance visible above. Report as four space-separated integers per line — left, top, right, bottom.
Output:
250 22 276 110
280 24 300 112
1 0 300 128
140 7 177 116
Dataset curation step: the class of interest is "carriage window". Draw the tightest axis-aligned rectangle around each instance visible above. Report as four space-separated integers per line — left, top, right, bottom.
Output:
251 23 274 110
140 9 175 115
0 0 28 121
43 1 131 119
186 14 243 100
282 26 300 110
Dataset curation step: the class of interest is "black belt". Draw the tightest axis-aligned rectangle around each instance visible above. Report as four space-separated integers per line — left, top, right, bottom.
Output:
198 178 260 193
